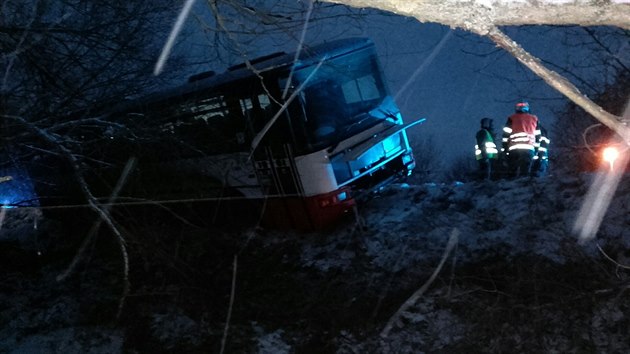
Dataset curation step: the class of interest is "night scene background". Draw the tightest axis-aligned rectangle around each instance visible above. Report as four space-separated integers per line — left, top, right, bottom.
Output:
1 0 629 352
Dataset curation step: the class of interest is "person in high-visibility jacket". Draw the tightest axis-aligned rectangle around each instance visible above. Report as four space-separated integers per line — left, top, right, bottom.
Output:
501 102 541 178
474 118 498 180
531 125 550 177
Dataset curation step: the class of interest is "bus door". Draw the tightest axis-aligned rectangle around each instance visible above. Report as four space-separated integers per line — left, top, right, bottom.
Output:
244 93 303 197
253 143 313 229
252 144 302 197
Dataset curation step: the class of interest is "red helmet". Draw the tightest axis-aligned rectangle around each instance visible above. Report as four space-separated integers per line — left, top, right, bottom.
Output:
515 102 530 113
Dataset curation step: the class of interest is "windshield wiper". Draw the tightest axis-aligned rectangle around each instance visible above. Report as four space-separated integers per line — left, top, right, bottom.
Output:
378 109 399 123
327 112 376 153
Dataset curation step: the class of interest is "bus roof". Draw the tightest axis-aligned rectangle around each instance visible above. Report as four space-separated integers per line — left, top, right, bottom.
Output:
111 37 374 113
223 36 374 76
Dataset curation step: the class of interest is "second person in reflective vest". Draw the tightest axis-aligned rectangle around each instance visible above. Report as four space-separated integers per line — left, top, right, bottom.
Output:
532 125 550 177
475 118 498 180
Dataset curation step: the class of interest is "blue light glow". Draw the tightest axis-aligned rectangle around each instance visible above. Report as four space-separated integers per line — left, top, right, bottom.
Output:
0 166 40 208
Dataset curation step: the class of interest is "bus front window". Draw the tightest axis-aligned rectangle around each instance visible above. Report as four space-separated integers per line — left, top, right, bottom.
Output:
302 80 344 141
291 49 392 151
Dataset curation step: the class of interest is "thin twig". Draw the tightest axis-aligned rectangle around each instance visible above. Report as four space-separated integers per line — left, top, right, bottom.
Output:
57 157 136 282
220 254 238 354
208 0 282 107
282 0 313 100
597 243 630 271
447 241 459 300
582 123 603 155
249 55 326 155
380 228 459 338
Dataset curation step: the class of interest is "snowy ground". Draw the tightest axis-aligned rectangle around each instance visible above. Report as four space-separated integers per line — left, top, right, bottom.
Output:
1 172 629 353
297 174 630 352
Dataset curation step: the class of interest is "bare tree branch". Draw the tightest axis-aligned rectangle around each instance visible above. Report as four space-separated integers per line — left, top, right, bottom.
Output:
485 26 630 144
581 27 630 75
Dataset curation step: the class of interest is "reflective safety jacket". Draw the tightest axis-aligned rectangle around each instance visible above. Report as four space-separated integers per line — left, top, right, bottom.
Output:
475 129 498 160
501 113 540 153
534 127 550 161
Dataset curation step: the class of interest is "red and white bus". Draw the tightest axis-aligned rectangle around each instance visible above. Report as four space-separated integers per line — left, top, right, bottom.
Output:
95 37 421 229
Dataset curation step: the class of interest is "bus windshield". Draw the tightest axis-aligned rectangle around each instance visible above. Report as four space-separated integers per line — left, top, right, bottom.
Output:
290 48 393 151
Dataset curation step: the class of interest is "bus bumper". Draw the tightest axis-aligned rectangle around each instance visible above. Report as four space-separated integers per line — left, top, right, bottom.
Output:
262 187 355 231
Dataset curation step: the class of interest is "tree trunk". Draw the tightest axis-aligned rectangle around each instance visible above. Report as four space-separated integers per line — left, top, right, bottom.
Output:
322 0 630 31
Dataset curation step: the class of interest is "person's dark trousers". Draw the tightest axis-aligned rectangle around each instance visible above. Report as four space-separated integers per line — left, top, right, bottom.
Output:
531 159 540 177
508 149 534 178
532 159 549 177
495 154 509 179
477 159 491 180
478 158 497 180
533 159 549 177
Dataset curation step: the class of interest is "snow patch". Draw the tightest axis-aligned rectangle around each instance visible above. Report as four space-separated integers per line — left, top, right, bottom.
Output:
151 310 204 349
2 328 122 354
252 323 292 354
300 176 630 274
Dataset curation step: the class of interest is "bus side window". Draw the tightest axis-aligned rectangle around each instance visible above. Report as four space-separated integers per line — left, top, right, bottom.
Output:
240 97 260 140
174 117 211 151
241 94 274 135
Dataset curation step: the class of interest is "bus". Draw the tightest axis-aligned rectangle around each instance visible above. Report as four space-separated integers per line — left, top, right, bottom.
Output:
75 37 422 229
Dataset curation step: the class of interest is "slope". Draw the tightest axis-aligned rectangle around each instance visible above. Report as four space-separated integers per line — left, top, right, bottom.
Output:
0 173 629 353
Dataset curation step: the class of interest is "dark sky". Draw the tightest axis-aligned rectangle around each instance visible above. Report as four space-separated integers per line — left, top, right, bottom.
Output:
363 22 568 164
173 2 627 165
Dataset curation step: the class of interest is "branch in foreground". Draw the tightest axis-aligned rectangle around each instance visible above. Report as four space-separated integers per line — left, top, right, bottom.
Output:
56 157 136 283
4 113 135 321
380 228 459 338
220 254 238 354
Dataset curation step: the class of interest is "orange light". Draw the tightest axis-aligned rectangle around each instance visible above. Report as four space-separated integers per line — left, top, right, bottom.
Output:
603 146 619 163
602 146 620 171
